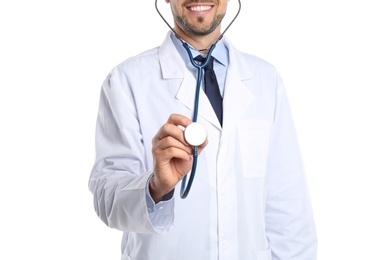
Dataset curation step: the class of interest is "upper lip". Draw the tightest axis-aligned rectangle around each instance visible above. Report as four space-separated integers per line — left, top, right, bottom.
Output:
186 1 215 7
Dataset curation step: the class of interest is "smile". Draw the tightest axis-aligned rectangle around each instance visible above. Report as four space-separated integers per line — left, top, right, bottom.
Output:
188 5 212 12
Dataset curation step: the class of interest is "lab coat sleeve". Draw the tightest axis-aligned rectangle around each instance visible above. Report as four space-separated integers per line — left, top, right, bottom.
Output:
265 72 317 259
88 67 174 234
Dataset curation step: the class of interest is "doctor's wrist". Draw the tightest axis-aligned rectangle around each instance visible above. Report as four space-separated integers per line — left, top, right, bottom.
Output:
149 174 175 203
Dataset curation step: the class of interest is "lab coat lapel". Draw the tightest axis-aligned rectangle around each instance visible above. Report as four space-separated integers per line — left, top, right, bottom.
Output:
221 40 255 141
177 77 221 127
159 34 195 112
159 33 222 127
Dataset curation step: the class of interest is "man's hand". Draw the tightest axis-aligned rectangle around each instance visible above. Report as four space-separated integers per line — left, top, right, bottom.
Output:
150 114 208 202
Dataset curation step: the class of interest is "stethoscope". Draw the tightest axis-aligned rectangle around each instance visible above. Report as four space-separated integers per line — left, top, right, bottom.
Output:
155 0 242 198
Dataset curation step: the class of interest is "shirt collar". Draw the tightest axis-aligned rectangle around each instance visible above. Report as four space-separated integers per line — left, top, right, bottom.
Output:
170 31 229 67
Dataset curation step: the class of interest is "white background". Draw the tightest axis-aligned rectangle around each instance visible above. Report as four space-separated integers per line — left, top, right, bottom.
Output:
1 0 377 259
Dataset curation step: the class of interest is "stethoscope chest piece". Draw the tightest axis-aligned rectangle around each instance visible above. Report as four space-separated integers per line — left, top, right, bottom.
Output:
184 122 207 147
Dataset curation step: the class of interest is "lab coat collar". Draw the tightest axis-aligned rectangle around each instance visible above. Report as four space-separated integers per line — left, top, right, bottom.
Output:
170 31 228 69
158 32 254 134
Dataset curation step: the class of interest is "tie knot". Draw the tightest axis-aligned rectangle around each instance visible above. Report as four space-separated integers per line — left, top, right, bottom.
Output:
194 55 214 70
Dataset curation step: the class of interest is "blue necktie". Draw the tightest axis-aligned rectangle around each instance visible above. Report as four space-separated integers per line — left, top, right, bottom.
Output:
195 55 223 126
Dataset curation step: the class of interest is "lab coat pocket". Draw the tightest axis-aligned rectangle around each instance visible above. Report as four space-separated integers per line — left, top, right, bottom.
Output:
238 119 270 178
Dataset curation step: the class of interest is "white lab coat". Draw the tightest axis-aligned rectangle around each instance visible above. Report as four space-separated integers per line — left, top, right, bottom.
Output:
89 32 317 260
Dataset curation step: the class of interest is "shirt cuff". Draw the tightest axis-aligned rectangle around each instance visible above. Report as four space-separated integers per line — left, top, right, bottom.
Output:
145 174 175 233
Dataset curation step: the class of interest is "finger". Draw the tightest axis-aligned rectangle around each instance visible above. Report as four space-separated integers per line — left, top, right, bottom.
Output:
166 114 192 128
154 146 193 163
153 120 191 147
155 135 193 155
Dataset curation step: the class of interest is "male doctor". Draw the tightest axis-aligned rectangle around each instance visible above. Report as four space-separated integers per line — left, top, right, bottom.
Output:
89 0 317 259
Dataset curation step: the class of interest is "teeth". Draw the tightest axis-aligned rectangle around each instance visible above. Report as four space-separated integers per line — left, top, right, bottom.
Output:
190 6 211 11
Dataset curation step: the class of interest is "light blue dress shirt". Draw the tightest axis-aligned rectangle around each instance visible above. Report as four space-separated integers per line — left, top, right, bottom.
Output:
170 32 229 97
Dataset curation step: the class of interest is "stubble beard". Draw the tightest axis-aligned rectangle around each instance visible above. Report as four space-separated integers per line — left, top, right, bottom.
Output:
175 13 226 37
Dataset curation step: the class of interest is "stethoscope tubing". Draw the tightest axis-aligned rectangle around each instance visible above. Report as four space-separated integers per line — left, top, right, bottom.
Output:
183 43 216 122
180 43 216 199
154 0 242 198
